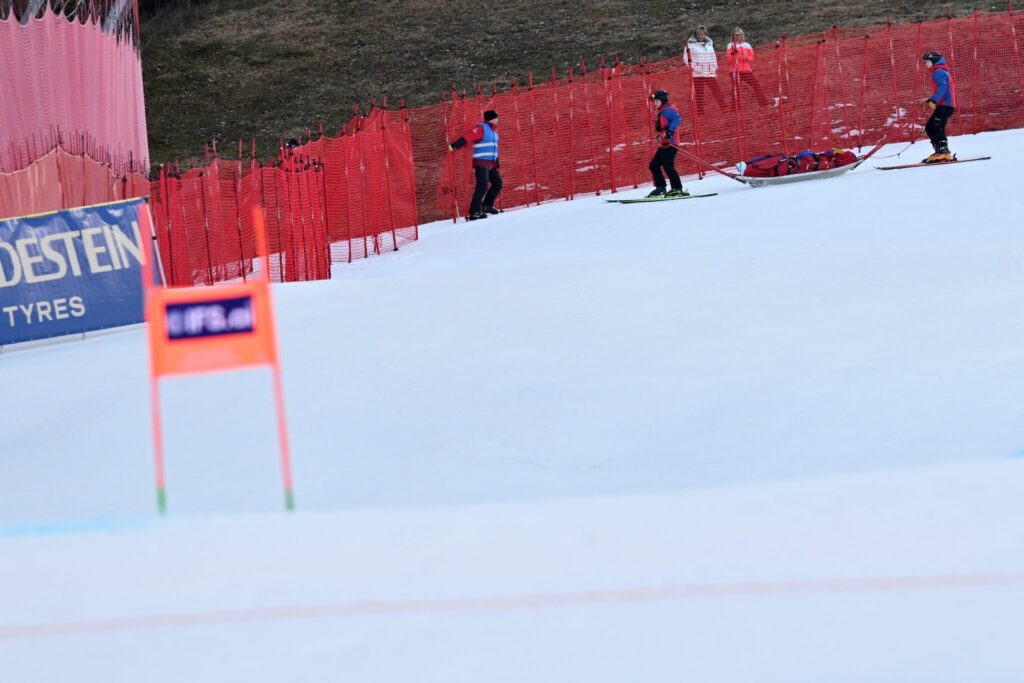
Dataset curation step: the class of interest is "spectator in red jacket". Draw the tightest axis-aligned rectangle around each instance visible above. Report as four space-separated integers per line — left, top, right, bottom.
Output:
448 110 503 221
727 28 770 108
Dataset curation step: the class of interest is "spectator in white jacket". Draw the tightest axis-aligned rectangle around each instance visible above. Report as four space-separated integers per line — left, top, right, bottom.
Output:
683 25 728 115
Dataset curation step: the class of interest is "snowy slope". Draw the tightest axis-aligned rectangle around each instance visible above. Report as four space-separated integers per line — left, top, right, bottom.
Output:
1 132 1024 681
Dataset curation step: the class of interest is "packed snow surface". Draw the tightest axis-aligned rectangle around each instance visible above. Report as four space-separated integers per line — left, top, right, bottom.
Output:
2 133 1023 681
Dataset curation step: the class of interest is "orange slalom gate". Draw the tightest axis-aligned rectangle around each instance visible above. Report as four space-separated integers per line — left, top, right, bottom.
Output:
140 205 295 514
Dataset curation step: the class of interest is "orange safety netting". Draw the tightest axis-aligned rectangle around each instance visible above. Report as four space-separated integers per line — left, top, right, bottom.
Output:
0 146 148 220
149 160 331 286
146 108 419 284
290 109 419 263
0 3 148 175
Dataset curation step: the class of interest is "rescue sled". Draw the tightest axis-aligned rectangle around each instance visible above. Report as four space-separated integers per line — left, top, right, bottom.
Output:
733 158 867 187
732 139 886 188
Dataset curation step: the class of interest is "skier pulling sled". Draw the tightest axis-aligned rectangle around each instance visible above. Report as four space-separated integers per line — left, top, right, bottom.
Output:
876 52 990 170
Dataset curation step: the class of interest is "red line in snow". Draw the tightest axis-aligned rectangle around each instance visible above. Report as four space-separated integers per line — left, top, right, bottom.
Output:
3 572 1023 640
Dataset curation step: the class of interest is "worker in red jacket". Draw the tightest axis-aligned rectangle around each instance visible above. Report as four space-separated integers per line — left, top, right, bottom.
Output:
448 110 503 220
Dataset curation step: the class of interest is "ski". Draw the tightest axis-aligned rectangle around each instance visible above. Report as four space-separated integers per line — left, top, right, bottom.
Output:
876 156 991 171
605 192 717 204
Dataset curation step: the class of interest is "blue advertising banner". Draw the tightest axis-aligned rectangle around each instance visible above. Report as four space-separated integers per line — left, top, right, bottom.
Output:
0 198 158 346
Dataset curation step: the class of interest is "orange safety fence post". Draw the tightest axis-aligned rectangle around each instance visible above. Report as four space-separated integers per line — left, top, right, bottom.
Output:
819 40 832 148
579 60 603 195
197 168 215 285
567 67 576 201
1009 2 1024 110
857 35 871 151
234 155 246 282
945 12 959 138
510 79 526 205
641 57 654 171
887 18 905 140
601 56 617 194
775 40 792 155
380 110 399 249
527 71 542 206
809 41 820 148
613 56 638 188
831 26 851 145
547 67 566 201
355 114 372 256
971 11 980 133
685 45 706 180
400 99 420 236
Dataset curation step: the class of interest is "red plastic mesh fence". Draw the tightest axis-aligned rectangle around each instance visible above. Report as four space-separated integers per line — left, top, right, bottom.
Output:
150 160 330 286
291 109 419 263
0 2 148 175
147 107 419 284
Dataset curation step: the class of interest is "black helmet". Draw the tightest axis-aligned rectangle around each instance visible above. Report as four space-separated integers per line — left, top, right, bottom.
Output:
922 51 943 63
651 90 669 105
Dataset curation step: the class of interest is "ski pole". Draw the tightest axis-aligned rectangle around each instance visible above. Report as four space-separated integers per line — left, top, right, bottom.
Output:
670 143 748 184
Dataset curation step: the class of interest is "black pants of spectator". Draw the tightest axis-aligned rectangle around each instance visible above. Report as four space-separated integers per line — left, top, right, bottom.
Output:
470 165 503 214
649 146 682 191
731 72 770 107
693 77 728 114
925 105 955 151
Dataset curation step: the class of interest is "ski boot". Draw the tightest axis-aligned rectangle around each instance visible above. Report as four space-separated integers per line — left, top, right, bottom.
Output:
923 152 954 163
482 205 502 215
923 144 954 164
646 187 666 198
467 211 489 221
664 188 690 198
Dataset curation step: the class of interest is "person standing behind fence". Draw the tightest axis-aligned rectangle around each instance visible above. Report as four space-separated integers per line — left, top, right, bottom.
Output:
727 28 770 107
448 109 503 220
921 51 956 163
277 138 306 171
647 90 687 197
684 25 728 115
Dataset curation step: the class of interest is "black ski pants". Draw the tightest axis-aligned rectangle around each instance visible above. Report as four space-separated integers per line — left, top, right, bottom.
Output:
649 146 682 190
925 105 955 150
470 165 503 214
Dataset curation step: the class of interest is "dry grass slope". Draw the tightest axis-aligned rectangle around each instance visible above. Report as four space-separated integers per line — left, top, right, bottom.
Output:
141 0 995 164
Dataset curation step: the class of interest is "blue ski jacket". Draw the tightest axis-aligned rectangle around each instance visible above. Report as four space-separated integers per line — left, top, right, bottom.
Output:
929 59 955 107
654 104 681 145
